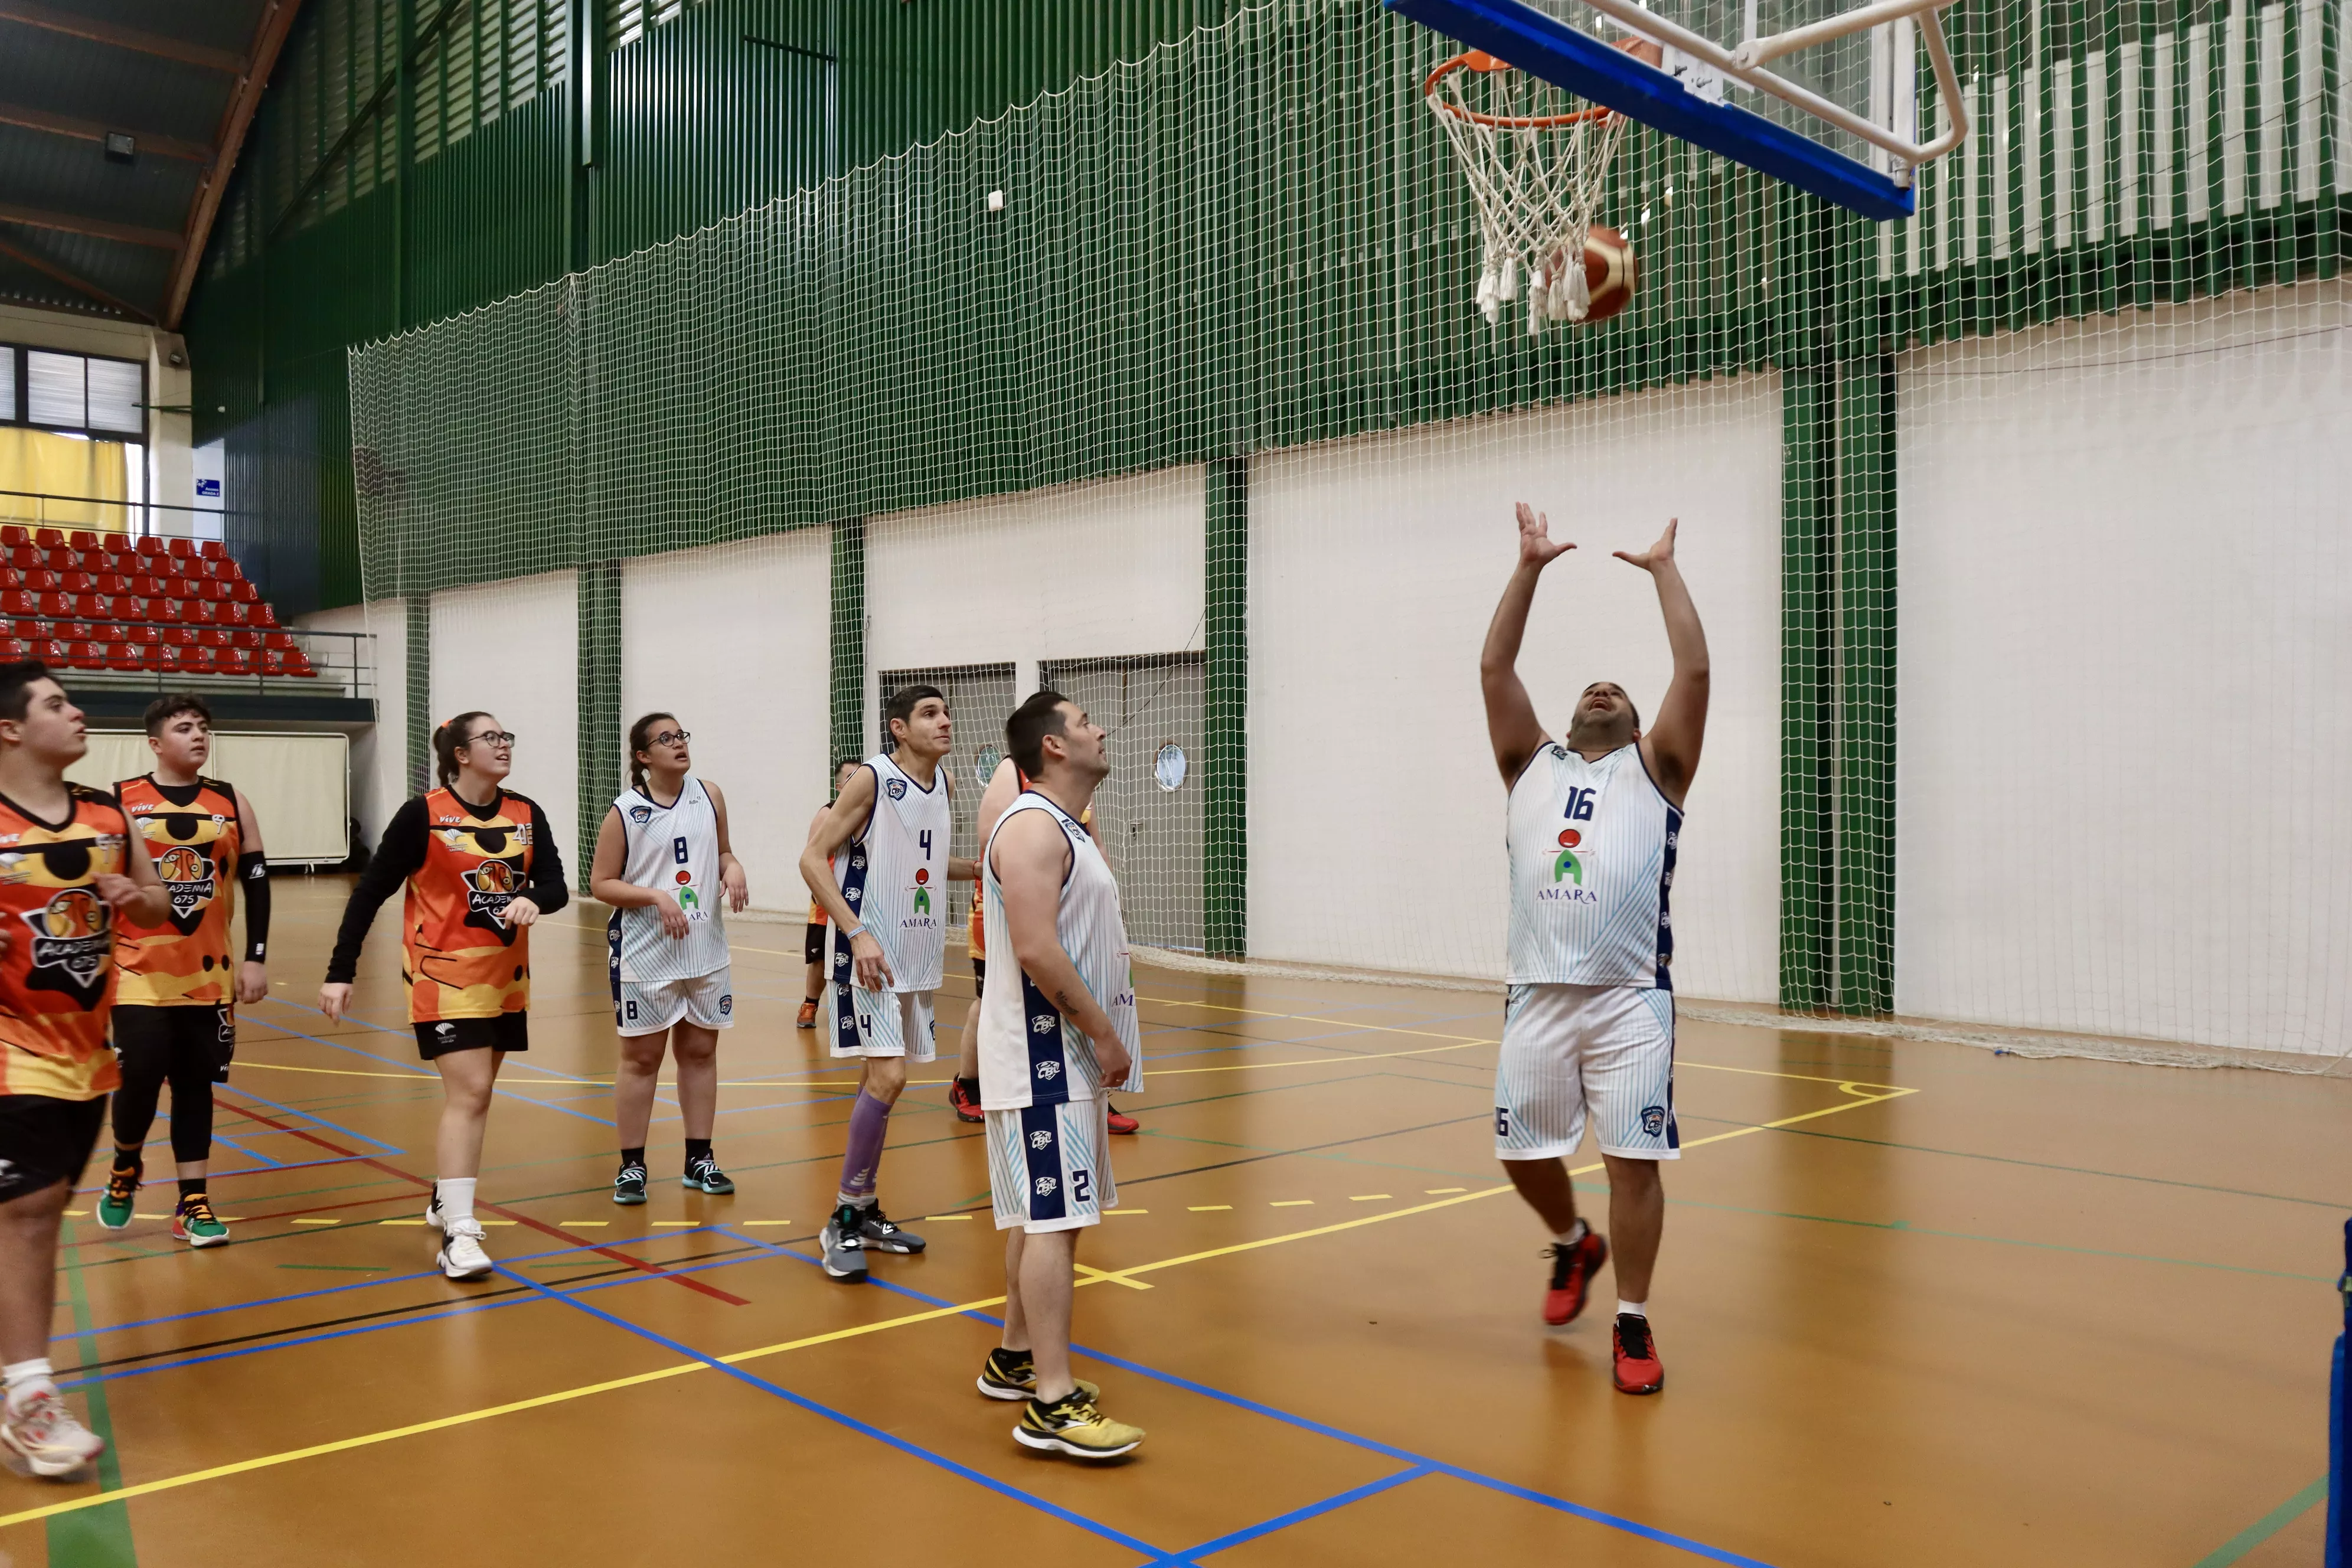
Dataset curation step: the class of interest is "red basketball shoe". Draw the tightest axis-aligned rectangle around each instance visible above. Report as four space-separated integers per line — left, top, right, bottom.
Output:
1612 1313 1664 1395
1542 1226 1609 1326
1106 1104 1139 1135
948 1076 984 1124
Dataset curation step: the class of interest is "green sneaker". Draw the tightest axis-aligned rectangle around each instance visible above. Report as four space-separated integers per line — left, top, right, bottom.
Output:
171 1194 228 1248
96 1159 139 1230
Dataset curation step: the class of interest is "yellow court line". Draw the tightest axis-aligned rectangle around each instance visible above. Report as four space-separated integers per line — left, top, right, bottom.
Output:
0 1079 1915 1530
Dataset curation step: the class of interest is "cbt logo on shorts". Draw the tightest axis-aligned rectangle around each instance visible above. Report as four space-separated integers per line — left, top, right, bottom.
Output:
1029 1129 1054 1150
718 994 733 1015
1033 1175 1057 1196
1035 1061 1061 1081
1639 1105 1670 1136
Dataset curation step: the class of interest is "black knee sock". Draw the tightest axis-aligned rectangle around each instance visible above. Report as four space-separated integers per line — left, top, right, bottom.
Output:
684 1138 712 1165
620 1146 646 1171
178 1178 205 1201
110 1145 142 1174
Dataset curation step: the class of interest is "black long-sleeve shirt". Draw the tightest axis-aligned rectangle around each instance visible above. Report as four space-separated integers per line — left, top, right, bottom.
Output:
324 789 569 984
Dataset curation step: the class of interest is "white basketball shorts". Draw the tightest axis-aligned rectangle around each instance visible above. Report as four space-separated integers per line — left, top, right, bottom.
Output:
613 966 734 1038
1494 982 1679 1161
828 984 937 1061
987 1097 1115 1234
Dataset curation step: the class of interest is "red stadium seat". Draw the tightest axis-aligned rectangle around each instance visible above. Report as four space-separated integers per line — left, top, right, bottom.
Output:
0 527 24 548
60 571 92 593
71 596 101 619
251 605 278 629
197 629 230 649
229 629 262 650
42 549 70 571
61 641 99 669
166 538 194 559
0 569 17 592
96 574 128 595
32 530 61 549
103 533 133 556
263 631 295 650
6 547 33 570
0 638 22 661
289 650 316 677
57 622 92 642
0 592 28 616
164 626 197 648
219 602 251 626
132 574 165 597
134 536 164 558
105 644 140 672
11 619 36 641
68 532 97 551
35 593 67 618
230 582 259 605
198 540 226 560
23 570 56 593
130 625 159 645
27 639 63 664
201 580 230 602
220 647 256 674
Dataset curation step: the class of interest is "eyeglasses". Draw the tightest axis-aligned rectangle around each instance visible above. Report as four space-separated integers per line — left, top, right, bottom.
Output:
465 730 518 748
649 730 691 747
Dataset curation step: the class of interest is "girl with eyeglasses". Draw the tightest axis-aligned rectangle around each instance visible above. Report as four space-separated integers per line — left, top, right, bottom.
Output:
319 711 569 1280
587 713 748 1206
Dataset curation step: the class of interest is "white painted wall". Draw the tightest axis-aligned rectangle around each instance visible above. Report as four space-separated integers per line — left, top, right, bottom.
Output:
432 571 580 877
621 530 833 913
1897 284 2352 1055
867 467 1206 691
1250 376 1786 999
296 597 404 848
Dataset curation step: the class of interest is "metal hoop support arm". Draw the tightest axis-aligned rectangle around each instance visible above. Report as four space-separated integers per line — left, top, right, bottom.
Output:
1574 0 1969 172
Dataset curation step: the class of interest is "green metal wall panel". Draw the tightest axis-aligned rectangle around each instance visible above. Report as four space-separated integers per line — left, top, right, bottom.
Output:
1203 456 1247 961
577 560 623 886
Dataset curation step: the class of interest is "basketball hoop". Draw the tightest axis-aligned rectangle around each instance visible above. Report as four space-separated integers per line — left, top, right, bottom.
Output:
1425 46 1636 335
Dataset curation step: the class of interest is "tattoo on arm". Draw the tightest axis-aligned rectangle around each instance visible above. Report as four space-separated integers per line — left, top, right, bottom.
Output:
1053 988 1077 1011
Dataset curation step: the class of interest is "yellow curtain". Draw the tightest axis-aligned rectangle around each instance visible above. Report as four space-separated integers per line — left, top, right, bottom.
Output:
0 428 132 530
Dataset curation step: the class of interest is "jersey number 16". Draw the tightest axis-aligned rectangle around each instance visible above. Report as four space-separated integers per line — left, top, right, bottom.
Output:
1563 787 1596 822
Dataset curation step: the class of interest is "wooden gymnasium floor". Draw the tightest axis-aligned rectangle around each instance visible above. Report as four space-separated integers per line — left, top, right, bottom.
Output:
1 877 2340 1568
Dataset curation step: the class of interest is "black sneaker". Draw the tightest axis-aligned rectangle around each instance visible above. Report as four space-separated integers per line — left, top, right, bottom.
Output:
612 1164 648 1206
682 1155 734 1195
859 1204 926 1254
977 1347 1097 1403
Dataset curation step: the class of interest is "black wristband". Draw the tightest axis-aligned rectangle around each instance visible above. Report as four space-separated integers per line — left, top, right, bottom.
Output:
237 850 270 963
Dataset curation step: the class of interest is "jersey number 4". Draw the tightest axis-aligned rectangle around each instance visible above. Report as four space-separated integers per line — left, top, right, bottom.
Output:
918 828 933 860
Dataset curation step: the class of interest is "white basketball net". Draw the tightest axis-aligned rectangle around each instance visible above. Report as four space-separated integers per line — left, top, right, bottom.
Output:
1425 54 1630 335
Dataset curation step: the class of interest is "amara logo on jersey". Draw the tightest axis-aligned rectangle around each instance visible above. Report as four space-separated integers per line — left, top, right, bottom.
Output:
19 888 113 1005
1552 849 1583 884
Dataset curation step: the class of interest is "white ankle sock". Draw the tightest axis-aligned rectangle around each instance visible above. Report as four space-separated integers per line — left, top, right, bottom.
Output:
1554 1219 1588 1247
1617 1299 1647 1318
435 1178 477 1223
3 1358 55 1410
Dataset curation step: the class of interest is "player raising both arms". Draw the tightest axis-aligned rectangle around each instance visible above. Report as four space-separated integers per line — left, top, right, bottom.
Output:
99 694 272 1248
799 762 860 1030
1480 505 1708 1397
0 663 169 1479
798 686 976 1283
591 713 749 1206
949 752 1138 1136
974 690 1144 1458
321 713 569 1281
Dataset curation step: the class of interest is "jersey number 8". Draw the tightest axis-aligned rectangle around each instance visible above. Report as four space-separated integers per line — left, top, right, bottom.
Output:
672 836 690 865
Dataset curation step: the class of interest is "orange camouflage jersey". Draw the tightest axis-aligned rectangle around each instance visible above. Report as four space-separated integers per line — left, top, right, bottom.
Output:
0 783 130 1099
114 775 243 1007
404 786 542 1021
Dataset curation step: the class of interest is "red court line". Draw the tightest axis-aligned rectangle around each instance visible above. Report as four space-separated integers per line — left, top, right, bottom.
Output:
224 1100 751 1306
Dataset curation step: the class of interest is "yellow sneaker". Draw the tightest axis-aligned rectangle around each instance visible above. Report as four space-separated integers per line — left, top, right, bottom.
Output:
1014 1388 1144 1460
976 1347 1097 1404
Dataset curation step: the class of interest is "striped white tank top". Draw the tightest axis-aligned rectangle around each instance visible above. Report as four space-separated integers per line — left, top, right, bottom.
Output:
607 774 729 984
835 753 950 994
1505 741 1680 988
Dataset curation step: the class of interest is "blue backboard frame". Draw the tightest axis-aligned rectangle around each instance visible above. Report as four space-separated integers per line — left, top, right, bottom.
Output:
1386 0 1916 221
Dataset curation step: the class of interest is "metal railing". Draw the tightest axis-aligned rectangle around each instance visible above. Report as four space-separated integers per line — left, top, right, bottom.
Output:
0 489 228 541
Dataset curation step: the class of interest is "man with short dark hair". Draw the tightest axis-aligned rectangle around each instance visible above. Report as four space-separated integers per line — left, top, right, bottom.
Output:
798 685 976 1282
972 689 1145 1459
1481 505 1710 1397
96 693 272 1247
0 663 169 1478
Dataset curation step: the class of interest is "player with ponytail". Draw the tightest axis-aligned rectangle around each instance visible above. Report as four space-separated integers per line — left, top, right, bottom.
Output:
319 711 569 1280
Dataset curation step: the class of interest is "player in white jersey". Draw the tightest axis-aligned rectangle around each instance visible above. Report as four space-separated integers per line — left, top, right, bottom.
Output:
1481 504 1709 1397
588 714 749 1205
972 689 1144 1460
798 685 976 1282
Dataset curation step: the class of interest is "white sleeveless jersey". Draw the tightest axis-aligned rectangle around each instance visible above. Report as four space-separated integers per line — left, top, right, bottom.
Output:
976 791 1142 1110
1505 741 1681 988
607 774 730 984
835 753 950 994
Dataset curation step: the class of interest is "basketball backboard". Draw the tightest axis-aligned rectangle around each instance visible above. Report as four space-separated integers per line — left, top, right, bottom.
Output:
1386 0 1966 220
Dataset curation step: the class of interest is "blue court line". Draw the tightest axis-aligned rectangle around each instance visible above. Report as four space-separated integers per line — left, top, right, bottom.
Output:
1151 1465 1434 1564
53 1227 733 1342
54 1228 762 1385
711 1228 1779 1568
218 1082 407 1156
200 1131 286 1169
246 1001 617 1126
491 1260 1178 1564
71 1152 373 1196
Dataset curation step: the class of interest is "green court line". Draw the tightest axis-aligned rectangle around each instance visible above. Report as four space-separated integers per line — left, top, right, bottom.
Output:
54 1220 136 1568
2189 1476 2327 1567
1661 1195 2336 1283
275 1265 389 1273
1775 1126 2352 1210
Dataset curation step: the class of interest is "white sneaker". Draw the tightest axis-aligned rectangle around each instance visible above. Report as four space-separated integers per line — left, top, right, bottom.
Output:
434 1213 495 1280
0 1387 104 1479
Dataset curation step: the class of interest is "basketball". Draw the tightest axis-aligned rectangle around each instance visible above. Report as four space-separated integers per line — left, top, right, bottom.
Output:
1580 224 1637 324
